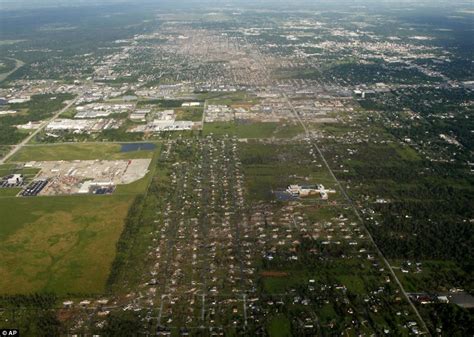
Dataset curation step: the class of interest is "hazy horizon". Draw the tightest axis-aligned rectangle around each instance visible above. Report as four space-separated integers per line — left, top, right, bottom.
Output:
2 0 473 11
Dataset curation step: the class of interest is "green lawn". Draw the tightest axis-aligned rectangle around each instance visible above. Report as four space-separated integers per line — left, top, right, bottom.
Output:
8 143 156 162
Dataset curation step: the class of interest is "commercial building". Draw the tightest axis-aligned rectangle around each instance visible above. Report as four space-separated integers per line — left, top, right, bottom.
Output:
286 184 333 200
7 174 23 185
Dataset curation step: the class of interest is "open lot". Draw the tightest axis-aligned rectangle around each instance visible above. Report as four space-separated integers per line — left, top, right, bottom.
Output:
240 141 339 201
0 194 135 294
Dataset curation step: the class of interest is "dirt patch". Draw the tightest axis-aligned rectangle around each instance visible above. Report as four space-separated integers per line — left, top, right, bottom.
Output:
57 308 77 322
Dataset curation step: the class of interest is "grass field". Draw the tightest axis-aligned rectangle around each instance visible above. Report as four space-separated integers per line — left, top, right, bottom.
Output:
198 91 259 105
175 107 203 121
0 145 12 159
203 122 303 139
267 314 292 337
8 142 155 162
0 188 21 197
0 163 40 177
240 142 337 201
0 194 135 295
392 260 467 293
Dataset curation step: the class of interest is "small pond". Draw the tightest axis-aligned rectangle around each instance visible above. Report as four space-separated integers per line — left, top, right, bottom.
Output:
120 143 156 152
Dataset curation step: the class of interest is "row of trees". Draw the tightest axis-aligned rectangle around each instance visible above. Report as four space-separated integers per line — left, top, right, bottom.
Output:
0 294 61 337
106 194 146 290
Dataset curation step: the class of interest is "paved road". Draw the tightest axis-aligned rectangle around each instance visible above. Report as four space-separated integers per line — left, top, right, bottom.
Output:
0 97 79 165
283 92 432 336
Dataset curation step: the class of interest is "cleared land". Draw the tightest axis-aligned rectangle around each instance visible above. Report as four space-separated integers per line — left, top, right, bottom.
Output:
240 141 338 201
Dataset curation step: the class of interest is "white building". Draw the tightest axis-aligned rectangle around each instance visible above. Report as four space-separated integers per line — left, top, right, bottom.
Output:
46 119 90 132
182 102 201 107
7 174 23 185
75 110 112 118
0 110 17 115
8 96 31 104
286 184 334 200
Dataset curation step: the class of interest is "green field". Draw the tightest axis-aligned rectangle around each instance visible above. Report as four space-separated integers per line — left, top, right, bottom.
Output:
198 91 258 105
175 107 203 121
0 163 40 177
8 142 156 162
0 194 135 294
240 142 337 201
0 145 12 159
203 121 303 139
392 260 468 293
0 188 21 197
267 314 292 337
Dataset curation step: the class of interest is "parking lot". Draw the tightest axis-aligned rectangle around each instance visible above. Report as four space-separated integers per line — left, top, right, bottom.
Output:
20 179 48 197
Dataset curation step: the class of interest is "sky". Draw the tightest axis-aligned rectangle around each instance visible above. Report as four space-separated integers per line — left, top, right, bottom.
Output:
1 0 470 11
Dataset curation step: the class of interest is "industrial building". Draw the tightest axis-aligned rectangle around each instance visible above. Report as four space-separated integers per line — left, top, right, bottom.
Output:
20 159 151 196
129 109 197 132
181 102 201 107
129 109 150 121
0 174 24 188
46 118 121 133
286 184 334 200
7 174 23 185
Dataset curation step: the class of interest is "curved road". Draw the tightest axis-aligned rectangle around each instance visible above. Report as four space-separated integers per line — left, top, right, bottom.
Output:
0 58 24 82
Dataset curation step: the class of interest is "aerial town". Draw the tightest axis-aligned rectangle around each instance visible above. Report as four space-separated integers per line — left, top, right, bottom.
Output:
0 0 472 336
